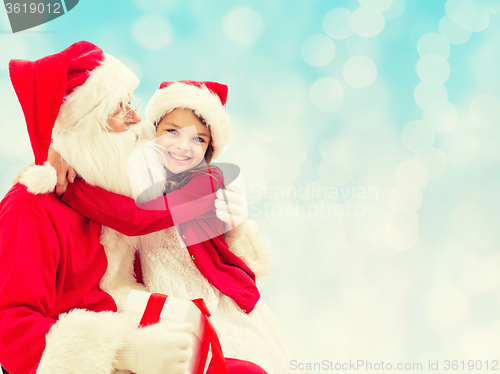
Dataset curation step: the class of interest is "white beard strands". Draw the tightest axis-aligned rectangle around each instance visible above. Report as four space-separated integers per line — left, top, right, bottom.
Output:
53 119 157 198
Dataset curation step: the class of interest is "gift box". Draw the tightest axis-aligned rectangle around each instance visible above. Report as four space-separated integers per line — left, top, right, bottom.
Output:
123 290 228 374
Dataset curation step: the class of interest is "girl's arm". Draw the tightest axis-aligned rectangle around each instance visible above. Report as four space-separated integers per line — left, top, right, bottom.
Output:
61 169 224 237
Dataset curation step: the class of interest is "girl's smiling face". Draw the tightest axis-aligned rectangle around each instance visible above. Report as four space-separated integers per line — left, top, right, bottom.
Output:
155 108 212 174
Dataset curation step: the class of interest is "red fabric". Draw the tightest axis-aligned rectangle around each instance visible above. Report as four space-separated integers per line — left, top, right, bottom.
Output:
8 41 103 165
0 184 116 374
61 168 260 313
159 80 228 106
207 358 268 374
133 251 143 284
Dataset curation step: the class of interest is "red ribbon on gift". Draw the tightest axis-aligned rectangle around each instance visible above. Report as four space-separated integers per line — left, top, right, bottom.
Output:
138 293 229 374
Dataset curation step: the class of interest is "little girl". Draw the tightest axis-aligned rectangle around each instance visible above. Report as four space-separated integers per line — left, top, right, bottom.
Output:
61 81 307 374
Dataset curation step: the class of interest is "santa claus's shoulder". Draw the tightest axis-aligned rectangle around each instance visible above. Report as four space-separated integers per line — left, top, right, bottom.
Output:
0 183 88 225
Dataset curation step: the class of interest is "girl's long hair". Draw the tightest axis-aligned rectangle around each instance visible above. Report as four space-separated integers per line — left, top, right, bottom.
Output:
154 112 221 194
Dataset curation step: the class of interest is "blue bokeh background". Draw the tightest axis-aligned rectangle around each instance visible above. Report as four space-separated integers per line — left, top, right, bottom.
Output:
2 0 500 371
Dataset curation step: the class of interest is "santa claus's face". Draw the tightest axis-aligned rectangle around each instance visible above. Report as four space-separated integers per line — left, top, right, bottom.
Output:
106 100 142 133
155 108 211 174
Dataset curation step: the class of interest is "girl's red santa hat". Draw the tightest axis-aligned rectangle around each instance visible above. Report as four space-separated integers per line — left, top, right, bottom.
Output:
145 80 231 159
10 40 139 166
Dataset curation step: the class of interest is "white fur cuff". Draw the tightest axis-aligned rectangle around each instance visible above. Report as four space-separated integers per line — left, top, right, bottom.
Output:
37 309 137 374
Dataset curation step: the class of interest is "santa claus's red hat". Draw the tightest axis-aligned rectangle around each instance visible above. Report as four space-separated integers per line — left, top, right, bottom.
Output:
9 41 139 165
145 80 231 159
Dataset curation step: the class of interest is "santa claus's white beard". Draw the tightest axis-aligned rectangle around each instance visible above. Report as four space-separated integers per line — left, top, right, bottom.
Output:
53 120 156 197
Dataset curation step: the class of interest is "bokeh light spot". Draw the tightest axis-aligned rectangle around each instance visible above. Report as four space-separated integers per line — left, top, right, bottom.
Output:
359 0 394 12
424 101 458 133
414 147 447 179
401 120 435 152
343 56 377 88
417 54 450 85
132 15 173 50
383 0 406 19
223 7 264 45
351 6 386 38
302 35 336 67
447 0 490 33
478 0 500 13
395 159 429 190
310 77 344 110
414 82 448 109
470 93 500 127
443 129 480 167
439 15 472 44
417 33 451 58
447 0 480 28
323 8 354 40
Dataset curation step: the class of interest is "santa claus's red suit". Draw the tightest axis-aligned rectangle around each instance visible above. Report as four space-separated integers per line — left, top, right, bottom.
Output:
0 184 127 373
0 41 148 374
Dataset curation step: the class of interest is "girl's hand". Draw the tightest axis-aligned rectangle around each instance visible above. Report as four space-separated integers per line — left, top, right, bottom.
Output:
47 144 77 195
215 181 247 233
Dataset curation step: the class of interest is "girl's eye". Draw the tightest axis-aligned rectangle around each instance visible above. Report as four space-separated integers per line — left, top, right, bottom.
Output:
194 137 204 143
167 129 179 135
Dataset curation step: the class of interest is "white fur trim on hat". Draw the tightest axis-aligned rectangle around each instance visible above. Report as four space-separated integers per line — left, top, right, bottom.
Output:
52 54 140 136
145 83 231 159
20 162 56 195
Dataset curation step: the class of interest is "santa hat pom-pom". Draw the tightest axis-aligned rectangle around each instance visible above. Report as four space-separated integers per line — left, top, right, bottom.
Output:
20 162 57 194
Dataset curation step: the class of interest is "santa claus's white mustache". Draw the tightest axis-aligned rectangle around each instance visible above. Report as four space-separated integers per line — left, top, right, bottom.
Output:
53 120 156 197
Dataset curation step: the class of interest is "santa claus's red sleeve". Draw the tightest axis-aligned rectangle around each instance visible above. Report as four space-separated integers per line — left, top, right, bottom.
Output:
0 188 137 374
61 168 224 236
0 206 58 373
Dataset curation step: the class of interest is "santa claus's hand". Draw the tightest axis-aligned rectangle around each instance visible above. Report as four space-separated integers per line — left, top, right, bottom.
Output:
115 323 193 374
11 162 35 185
215 181 248 232
47 144 77 195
